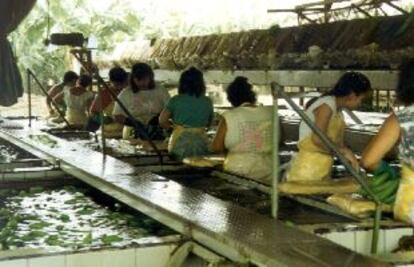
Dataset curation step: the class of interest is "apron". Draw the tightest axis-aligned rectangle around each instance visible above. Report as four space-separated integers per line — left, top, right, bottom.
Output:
168 125 209 161
122 126 136 140
122 116 165 141
224 152 272 184
101 101 123 138
394 164 414 224
222 105 273 184
67 108 87 127
65 90 93 128
287 112 345 182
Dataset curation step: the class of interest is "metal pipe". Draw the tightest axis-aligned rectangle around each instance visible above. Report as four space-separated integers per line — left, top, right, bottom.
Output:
271 87 280 218
384 0 408 14
97 81 106 156
372 205 382 254
271 82 377 201
27 69 71 127
271 82 381 253
70 50 163 165
27 69 32 127
350 3 372 17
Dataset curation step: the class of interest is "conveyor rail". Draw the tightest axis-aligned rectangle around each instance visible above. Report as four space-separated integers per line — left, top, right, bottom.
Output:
0 120 383 266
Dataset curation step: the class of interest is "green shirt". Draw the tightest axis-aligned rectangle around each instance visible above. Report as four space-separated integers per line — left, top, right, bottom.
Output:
166 94 213 128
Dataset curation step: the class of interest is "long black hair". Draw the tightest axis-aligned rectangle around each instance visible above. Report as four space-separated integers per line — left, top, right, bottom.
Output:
178 67 206 97
226 76 257 107
109 67 128 84
325 72 371 97
397 58 414 106
78 74 92 88
305 72 371 110
63 71 78 84
129 63 155 92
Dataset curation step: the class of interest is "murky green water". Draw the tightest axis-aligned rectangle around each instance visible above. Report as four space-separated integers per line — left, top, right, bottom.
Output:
0 186 174 251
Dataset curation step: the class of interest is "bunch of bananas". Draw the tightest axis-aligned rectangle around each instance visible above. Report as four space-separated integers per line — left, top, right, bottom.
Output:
360 172 400 205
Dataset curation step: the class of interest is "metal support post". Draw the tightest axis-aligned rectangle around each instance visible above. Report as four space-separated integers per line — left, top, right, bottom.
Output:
271 85 280 218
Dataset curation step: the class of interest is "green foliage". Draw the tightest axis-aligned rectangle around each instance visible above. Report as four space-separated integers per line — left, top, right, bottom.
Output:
10 0 269 94
10 0 143 93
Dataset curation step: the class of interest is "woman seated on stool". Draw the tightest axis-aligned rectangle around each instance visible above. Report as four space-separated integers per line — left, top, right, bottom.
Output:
159 67 213 161
286 72 371 183
361 59 414 224
88 67 128 138
54 74 94 129
46 71 78 119
112 63 170 141
211 76 273 184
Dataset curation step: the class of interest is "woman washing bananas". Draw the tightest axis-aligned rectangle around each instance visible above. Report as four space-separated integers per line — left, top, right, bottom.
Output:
53 74 94 129
361 59 414 224
159 67 214 161
286 72 372 183
211 77 273 184
112 63 170 141
87 67 128 138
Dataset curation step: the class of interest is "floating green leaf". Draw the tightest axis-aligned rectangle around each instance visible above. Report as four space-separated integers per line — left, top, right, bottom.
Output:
29 221 51 230
101 234 123 245
21 231 47 241
82 232 92 245
45 235 61 246
59 214 70 223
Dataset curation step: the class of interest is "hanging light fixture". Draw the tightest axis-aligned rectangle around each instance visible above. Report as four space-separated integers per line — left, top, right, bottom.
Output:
42 0 87 47
45 32 87 47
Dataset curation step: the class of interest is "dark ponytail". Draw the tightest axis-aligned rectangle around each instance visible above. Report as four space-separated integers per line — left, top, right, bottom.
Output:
178 67 206 97
129 63 155 93
226 76 257 107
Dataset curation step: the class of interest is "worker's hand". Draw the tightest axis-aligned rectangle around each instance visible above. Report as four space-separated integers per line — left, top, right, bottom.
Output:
373 160 399 179
340 147 359 171
48 107 55 116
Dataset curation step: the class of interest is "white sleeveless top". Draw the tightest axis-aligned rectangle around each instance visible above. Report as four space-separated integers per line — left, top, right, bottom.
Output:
112 83 170 125
222 105 273 154
64 90 94 112
64 90 94 125
299 96 342 141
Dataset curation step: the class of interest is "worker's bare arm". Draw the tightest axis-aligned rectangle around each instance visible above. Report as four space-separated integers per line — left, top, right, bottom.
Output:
211 118 227 153
361 113 400 172
159 109 172 129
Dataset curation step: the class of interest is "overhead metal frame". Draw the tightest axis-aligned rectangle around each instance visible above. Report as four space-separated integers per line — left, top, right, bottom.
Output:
267 0 408 24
